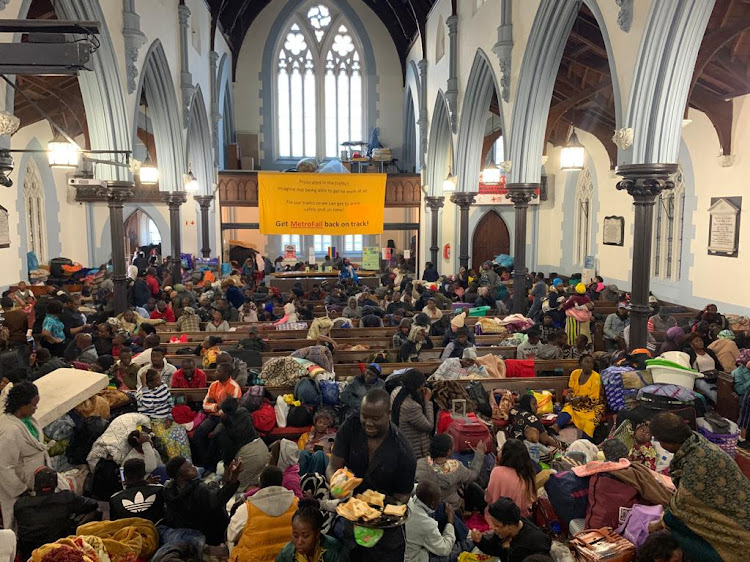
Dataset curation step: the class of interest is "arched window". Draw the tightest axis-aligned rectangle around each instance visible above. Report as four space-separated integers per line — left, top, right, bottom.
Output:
23 160 47 262
653 169 685 281
435 16 445 62
276 3 365 160
574 167 593 266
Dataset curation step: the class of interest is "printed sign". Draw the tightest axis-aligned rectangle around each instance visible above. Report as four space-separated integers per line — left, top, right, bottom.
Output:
362 247 380 270
259 172 386 234
475 172 540 205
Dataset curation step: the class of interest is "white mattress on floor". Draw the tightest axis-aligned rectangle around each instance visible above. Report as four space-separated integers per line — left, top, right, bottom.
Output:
34 368 109 427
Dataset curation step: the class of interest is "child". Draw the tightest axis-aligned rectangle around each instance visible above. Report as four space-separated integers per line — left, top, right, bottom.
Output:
109 346 140 390
629 422 658 471
523 426 551 464
539 313 557 344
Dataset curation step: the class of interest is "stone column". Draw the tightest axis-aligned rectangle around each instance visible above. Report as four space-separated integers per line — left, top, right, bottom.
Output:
446 15 459 130
417 58 428 161
616 163 678 350
209 50 220 169
101 181 134 314
425 196 444 268
194 195 213 258
162 191 188 284
178 2 194 126
450 192 476 269
506 183 538 314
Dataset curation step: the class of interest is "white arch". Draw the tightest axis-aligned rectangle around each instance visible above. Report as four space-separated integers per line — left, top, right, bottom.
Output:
133 40 186 192
426 91 454 197
187 87 214 196
454 50 502 193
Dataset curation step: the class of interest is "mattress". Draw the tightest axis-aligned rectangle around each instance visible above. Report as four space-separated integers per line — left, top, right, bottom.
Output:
34 368 109 427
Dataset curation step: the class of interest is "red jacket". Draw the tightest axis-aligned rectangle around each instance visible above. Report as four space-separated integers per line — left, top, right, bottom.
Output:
145 274 160 296
170 368 208 388
150 306 176 322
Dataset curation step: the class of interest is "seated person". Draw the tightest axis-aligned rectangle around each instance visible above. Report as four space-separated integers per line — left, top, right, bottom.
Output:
213 397 263 484
110 458 165 523
507 394 561 450
523 426 551 464
441 326 474 360
398 325 433 362
135 368 173 419
237 325 269 353
392 318 412 349
516 328 542 359
686 333 721 402
122 429 163 475
636 532 683 562
276 497 349 562
550 354 604 439
228 466 298 558
340 363 385 418
415 434 486 511
109 346 140 390
405 481 456 562
269 439 302 498
429 347 488 381
14 467 100 560
163 456 242 546
298 410 337 477
470 497 551 561
27 348 68 381
539 313 558 344
485 440 537 518
170 358 207 389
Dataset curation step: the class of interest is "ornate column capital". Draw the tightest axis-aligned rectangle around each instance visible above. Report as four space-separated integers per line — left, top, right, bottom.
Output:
450 192 476 209
194 195 214 210
177 3 191 23
425 196 445 212
615 163 678 200
162 190 188 209
97 181 134 206
506 183 539 207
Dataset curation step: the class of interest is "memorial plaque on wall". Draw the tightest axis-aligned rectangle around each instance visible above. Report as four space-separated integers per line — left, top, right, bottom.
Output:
0 205 9 248
708 197 741 257
603 216 625 246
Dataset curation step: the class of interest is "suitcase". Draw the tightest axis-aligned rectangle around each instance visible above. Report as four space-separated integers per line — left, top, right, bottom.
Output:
571 527 635 562
445 417 493 453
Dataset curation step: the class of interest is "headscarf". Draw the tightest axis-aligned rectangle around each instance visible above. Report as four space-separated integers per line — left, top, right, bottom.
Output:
182 306 195 315
666 326 684 343
451 312 466 329
575 283 586 294
462 347 477 361
718 329 735 340
277 438 300 470
392 369 426 426
552 278 563 287
408 324 427 343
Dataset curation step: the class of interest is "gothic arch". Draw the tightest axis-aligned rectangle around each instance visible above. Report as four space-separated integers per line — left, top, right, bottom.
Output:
508 0 623 184
6 0 131 181
402 88 418 173
187 87 214 196
217 53 235 170
133 40 186 192
426 91 453 197
455 49 502 193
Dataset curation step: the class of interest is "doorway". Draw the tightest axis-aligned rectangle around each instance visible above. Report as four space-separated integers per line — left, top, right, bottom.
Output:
124 210 162 258
472 210 510 271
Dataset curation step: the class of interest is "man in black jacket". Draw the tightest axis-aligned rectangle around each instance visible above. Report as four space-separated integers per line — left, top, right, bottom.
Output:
15 467 100 559
27 348 68 380
163 455 243 545
110 458 165 524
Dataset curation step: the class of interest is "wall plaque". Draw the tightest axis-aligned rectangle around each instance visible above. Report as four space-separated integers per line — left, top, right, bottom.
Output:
0 205 9 248
603 215 625 246
708 197 741 257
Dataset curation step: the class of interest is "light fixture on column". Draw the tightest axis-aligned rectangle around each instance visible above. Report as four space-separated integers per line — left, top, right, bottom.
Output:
185 164 199 192
139 153 159 185
560 128 585 171
442 167 456 192
48 132 80 169
482 113 501 185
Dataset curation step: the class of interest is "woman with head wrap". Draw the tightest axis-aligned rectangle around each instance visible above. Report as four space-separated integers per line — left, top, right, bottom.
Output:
561 283 593 345
659 326 686 355
708 329 740 372
397 324 434 363
392 369 434 458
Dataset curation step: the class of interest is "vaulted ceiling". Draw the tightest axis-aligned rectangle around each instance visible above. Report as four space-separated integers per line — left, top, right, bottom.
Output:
208 0 439 77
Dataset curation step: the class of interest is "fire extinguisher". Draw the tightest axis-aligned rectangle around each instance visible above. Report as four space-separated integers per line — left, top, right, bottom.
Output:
443 243 450 260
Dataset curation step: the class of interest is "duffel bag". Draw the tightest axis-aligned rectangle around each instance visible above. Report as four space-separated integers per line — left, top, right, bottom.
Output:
545 470 590 526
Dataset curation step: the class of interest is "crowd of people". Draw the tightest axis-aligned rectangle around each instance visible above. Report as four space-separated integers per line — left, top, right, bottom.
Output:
0 256 748 561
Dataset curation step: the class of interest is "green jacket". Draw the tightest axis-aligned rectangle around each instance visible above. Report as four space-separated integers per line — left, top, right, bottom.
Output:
732 365 750 396
276 534 350 561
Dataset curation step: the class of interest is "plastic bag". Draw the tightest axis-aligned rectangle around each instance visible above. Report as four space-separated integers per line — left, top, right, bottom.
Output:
532 390 554 414
274 394 289 428
616 504 663 549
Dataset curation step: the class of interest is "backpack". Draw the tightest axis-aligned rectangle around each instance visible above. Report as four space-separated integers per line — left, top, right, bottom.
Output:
465 381 491 417
545 470 590 526
319 380 340 406
239 385 265 412
294 377 322 406
89 458 123 501
287 405 314 427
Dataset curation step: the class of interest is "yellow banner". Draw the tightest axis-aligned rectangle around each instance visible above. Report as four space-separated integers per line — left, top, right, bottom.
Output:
258 172 386 235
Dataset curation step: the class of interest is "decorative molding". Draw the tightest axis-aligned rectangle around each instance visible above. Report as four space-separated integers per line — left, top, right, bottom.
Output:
194 195 214 209
505 183 538 207
450 191 476 208
446 15 459 131
0 110 19 136
492 0 513 102
163 190 188 208
500 161 512 172
76 184 159 203
0 0 9 11
178 4 194 127
718 154 735 167
615 0 633 32
97 181 135 206
425 195 445 211
612 127 634 150
122 0 147 94
615 163 678 199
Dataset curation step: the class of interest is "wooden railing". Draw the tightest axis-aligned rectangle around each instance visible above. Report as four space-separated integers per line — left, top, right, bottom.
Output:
218 171 422 208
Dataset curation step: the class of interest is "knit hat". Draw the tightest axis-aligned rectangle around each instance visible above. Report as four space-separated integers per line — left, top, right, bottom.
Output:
552 278 563 287
462 347 478 361
366 363 382 376
718 329 735 340
451 312 466 329
575 283 586 294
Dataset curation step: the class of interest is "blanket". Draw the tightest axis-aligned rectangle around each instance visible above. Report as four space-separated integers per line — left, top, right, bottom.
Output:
475 354 506 379
86 413 150 471
77 518 159 560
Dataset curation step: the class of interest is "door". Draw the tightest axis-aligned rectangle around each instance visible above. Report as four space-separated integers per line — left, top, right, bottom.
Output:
472 210 510 271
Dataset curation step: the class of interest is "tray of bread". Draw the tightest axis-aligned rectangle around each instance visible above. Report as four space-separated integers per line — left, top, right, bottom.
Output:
336 489 409 529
